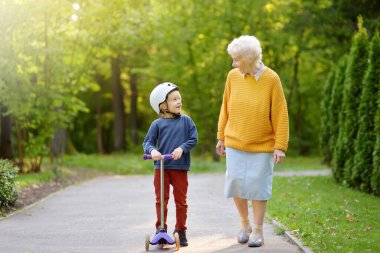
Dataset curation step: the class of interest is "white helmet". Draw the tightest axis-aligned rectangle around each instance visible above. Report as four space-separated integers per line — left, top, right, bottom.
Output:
149 82 178 114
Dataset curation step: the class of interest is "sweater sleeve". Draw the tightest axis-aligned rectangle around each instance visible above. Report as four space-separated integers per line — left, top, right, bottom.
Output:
142 121 159 154
179 117 198 153
271 75 289 152
217 73 231 140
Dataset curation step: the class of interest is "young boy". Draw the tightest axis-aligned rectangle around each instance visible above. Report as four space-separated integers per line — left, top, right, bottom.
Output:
143 82 198 247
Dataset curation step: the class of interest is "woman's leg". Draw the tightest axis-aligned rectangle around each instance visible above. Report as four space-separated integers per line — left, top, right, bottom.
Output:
233 197 250 229
248 200 267 247
234 197 252 243
251 200 267 227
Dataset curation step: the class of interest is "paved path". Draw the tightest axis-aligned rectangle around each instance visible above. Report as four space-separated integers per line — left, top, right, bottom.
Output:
274 169 331 177
0 174 302 253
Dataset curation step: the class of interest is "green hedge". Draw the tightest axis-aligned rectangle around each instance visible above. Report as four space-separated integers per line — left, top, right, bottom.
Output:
0 159 18 212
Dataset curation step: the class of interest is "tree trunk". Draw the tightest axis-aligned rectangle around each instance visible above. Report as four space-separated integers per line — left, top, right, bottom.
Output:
129 72 138 145
289 49 309 155
15 121 25 169
96 90 105 154
287 49 300 110
111 55 126 151
0 105 14 160
51 128 66 160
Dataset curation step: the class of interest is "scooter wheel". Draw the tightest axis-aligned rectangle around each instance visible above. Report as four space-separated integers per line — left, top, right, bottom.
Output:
173 232 180 251
145 234 150 251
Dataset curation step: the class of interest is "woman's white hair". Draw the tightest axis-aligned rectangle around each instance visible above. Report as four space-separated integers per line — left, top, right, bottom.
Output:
227 35 262 64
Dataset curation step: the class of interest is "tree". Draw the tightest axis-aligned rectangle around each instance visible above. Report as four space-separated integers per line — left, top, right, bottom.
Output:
352 32 380 192
333 17 369 185
320 68 336 164
111 55 126 151
0 105 13 160
372 90 380 196
0 1 91 171
329 56 347 181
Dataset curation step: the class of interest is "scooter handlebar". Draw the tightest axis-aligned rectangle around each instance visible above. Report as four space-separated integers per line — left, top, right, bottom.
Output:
143 154 173 160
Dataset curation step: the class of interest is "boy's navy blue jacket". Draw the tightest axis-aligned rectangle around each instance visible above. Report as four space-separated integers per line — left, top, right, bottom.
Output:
143 115 198 170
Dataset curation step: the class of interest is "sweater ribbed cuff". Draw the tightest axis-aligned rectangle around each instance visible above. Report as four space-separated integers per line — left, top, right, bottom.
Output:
217 132 224 141
274 142 287 152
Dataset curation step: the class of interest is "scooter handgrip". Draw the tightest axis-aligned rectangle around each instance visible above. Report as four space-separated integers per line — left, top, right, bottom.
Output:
162 154 174 160
142 154 174 160
143 154 152 160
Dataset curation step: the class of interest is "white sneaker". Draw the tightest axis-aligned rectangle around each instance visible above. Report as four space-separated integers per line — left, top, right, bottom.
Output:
248 232 264 247
237 227 252 243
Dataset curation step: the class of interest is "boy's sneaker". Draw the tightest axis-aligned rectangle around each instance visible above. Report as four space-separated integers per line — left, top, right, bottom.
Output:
156 228 167 234
174 230 188 247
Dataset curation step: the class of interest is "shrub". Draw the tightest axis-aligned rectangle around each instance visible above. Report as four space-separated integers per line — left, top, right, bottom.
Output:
320 68 336 164
333 17 369 185
0 159 19 212
329 56 347 181
352 32 380 192
372 70 380 195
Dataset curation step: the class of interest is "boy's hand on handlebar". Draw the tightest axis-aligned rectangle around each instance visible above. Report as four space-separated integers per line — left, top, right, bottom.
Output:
150 149 162 161
172 147 183 160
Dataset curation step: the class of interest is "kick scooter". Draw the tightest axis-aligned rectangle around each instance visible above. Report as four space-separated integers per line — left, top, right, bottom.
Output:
143 154 180 251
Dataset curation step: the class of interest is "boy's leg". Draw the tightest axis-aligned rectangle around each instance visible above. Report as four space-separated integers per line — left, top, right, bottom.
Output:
170 170 188 231
170 170 189 246
154 169 171 230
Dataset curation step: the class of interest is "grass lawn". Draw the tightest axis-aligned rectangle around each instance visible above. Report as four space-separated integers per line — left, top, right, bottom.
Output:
268 176 380 253
58 153 326 174
15 170 56 189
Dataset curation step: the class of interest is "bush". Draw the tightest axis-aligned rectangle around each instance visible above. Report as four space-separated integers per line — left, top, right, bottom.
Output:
333 17 369 185
0 159 19 212
329 56 347 181
352 32 380 192
319 68 336 164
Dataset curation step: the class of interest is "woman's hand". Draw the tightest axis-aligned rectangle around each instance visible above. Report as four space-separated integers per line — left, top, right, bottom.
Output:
150 149 162 161
273 149 285 164
216 140 226 156
172 147 184 160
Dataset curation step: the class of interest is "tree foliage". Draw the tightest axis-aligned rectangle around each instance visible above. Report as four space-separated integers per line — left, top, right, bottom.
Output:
328 56 347 181
373 90 380 196
352 32 380 192
0 159 18 211
333 18 369 185
325 20 380 195
320 68 336 164
1 0 380 172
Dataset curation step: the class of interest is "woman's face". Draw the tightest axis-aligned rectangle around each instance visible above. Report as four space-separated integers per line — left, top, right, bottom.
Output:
232 56 240 68
232 56 249 73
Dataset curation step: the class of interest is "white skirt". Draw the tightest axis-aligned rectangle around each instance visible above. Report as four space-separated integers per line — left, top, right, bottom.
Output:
225 147 274 200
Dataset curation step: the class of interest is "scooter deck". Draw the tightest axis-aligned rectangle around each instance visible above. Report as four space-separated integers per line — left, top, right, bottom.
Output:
150 231 176 245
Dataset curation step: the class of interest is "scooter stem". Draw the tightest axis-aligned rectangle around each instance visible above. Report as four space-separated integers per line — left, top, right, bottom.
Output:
160 158 164 230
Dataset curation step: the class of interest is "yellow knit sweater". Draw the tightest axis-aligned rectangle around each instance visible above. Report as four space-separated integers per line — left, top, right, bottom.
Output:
217 68 289 152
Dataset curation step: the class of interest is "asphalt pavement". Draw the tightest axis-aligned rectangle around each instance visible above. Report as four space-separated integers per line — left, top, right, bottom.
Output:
0 173 302 253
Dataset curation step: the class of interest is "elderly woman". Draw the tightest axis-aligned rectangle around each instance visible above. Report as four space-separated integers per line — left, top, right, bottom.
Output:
216 35 289 247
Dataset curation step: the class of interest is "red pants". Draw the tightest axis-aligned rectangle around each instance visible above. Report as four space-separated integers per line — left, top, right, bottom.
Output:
154 169 188 231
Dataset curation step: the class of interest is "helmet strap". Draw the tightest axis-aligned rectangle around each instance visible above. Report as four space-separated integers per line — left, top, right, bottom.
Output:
159 102 181 119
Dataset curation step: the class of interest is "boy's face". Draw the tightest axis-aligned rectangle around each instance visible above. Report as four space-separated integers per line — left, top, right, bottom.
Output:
166 90 182 114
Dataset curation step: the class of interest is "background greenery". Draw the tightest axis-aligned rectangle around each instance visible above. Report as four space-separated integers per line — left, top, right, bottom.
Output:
1 2 380 250
1 0 380 168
